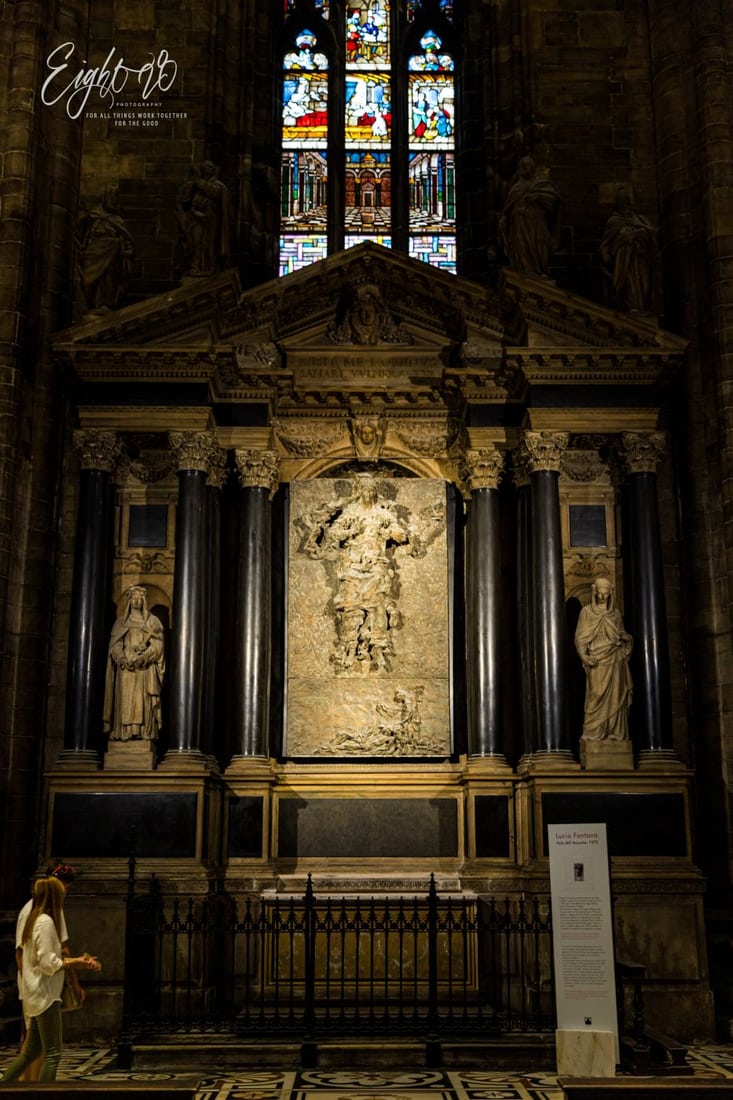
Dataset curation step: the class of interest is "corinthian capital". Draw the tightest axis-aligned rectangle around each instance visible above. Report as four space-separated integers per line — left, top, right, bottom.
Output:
520 430 569 474
72 429 122 473
206 445 229 490
169 431 218 473
462 447 505 492
620 431 666 475
234 449 280 496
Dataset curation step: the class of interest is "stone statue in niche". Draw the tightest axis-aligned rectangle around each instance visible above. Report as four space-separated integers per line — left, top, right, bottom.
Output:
574 575 633 741
600 189 657 313
328 686 442 755
176 161 230 275
297 476 443 674
498 156 561 277
103 586 165 742
76 185 135 311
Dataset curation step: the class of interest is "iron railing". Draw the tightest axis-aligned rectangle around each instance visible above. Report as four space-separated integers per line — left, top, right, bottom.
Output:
119 860 555 1057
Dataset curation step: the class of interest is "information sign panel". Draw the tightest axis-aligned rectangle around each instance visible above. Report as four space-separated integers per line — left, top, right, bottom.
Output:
548 823 618 1044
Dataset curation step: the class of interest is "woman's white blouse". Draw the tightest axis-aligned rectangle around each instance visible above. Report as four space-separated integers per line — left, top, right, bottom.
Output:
21 914 65 1017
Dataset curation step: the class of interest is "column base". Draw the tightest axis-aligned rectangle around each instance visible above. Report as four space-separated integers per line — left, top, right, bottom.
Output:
518 749 580 774
225 754 275 780
637 747 684 770
465 752 513 774
158 748 218 774
54 749 100 770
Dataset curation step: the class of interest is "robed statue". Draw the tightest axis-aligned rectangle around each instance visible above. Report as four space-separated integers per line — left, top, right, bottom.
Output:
103 586 165 742
176 161 230 275
600 189 656 313
76 185 135 311
498 156 561 277
574 576 633 741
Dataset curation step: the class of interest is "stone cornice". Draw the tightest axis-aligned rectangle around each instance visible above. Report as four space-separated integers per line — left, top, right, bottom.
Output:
54 269 242 348
500 268 688 353
505 347 680 386
56 346 222 384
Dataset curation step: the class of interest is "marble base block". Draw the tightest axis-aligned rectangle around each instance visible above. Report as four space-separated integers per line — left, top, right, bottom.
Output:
104 739 157 771
556 1028 617 1077
580 738 634 771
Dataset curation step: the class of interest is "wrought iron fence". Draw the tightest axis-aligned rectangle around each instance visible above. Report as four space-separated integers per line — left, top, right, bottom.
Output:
119 859 555 1056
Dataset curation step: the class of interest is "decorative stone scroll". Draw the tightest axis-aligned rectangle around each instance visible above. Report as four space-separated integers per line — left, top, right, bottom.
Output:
274 419 347 457
620 431 666 475
390 418 463 458
234 448 280 496
72 429 122 473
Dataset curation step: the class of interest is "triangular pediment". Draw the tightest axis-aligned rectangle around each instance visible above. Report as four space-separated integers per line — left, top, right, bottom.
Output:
53 243 686 400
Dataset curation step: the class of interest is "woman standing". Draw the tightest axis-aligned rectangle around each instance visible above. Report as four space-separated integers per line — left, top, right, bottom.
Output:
1 877 101 1082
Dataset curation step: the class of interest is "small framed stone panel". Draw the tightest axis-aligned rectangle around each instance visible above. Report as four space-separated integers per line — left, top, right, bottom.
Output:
128 503 169 547
286 476 451 757
568 503 607 548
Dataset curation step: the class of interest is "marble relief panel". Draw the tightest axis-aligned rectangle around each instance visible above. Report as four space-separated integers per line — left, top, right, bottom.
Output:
287 477 451 757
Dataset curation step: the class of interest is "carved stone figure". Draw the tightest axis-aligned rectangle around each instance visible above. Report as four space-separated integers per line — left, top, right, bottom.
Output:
600 190 657 313
498 156 561 277
76 186 135 311
103 586 165 742
574 576 633 741
298 477 442 673
176 161 230 275
328 283 413 344
328 686 441 755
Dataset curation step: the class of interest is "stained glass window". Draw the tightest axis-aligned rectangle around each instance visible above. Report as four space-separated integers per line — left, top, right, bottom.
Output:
281 1 457 275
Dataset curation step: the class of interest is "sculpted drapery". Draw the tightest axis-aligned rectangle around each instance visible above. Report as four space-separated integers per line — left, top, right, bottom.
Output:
103 586 165 742
575 576 633 741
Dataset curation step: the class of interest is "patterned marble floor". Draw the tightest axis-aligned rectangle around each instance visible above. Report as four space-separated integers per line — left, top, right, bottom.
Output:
2 1045 733 1099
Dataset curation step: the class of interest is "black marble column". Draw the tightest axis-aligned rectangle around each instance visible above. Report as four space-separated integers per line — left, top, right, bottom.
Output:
622 431 675 758
231 449 279 762
523 431 573 758
514 463 537 759
166 431 216 759
201 450 227 761
464 448 506 760
62 431 120 762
